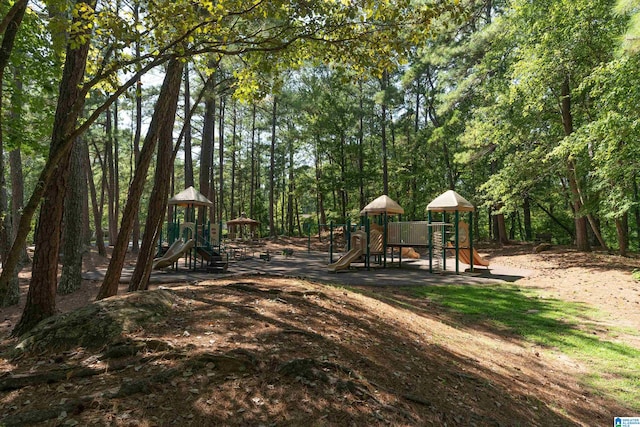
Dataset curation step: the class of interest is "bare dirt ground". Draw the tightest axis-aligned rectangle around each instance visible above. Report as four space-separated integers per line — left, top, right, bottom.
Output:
1 238 639 426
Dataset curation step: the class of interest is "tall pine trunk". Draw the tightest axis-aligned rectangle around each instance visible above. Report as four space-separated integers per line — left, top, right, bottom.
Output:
131 3 143 254
85 142 106 256
288 132 295 235
0 0 28 307
200 86 215 222
13 0 96 335
250 104 257 219
97 59 183 299
269 96 277 236
183 63 194 188
380 73 389 195
129 68 181 292
59 137 87 294
230 100 237 217
218 97 226 222
523 196 532 241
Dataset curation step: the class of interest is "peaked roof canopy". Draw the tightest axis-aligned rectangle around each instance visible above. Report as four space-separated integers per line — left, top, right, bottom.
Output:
227 213 260 226
168 186 214 207
360 195 404 216
426 190 475 212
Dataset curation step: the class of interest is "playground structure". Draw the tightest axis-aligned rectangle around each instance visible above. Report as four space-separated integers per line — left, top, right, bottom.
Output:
153 238 195 270
326 191 490 274
154 186 228 272
327 230 367 272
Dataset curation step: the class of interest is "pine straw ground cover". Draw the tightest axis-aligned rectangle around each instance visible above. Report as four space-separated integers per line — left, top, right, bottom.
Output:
1 242 639 426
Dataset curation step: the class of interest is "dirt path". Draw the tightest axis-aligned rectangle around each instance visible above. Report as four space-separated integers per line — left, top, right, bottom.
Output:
486 245 640 348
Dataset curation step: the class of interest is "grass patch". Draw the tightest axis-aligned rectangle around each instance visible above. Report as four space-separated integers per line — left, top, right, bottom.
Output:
408 284 640 411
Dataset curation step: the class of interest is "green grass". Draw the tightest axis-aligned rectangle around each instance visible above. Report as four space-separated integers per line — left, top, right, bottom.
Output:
407 284 640 411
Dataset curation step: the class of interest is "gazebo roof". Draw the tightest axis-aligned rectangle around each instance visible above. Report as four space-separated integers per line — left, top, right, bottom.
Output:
360 195 404 215
168 186 213 207
426 190 475 212
227 214 260 226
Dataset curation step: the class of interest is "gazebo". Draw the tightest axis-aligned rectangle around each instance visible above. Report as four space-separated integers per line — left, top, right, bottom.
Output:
226 213 260 241
426 190 476 273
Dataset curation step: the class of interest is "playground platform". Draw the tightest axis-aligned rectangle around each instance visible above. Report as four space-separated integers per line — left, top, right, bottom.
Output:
82 250 532 287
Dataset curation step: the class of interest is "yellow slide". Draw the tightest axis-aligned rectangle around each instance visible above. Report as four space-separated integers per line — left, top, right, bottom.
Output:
457 247 490 267
153 239 195 269
327 247 363 272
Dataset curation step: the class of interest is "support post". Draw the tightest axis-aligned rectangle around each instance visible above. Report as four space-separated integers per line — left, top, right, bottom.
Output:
428 210 433 273
329 221 334 263
442 213 447 272
365 215 370 270
455 210 460 275
469 211 474 272
383 213 387 268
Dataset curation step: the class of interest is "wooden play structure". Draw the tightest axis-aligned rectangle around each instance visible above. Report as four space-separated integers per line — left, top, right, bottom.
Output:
426 190 490 273
326 191 490 274
154 186 228 272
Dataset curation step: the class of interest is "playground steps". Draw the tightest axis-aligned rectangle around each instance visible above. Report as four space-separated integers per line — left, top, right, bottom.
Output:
196 246 229 274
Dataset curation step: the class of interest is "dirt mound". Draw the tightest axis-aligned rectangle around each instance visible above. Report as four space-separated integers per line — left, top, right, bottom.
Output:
12 290 178 356
1 277 625 426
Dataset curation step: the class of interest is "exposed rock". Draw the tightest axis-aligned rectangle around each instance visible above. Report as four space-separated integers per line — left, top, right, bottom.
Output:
12 290 178 355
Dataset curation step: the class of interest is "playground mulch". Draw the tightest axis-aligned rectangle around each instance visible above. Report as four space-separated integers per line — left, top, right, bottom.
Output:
1 239 639 425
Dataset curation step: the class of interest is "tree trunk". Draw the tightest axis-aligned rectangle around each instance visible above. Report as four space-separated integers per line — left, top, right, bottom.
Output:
218 96 226 222
280 163 286 234
339 132 347 223
315 137 327 232
0 144 19 308
230 100 237 218
129 72 181 292
10 148 28 264
85 142 106 257
269 96 277 236
358 80 365 210
250 103 257 219
131 3 143 254
9 70 30 265
59 137 86 294
105 106 117 245
523 196 532 241
12 0 96 336
495 212 509 245
380 73 389 195
114 99 120 242
425 66 456 190
183 63 194 188
0 0 27 308
97 59 183 300
634 174 640 250
288 133 295 235
560 76 590 252
615 213 629 257
200 86 215 222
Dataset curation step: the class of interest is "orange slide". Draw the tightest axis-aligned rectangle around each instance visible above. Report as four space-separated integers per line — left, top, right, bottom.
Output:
456 247 490 267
